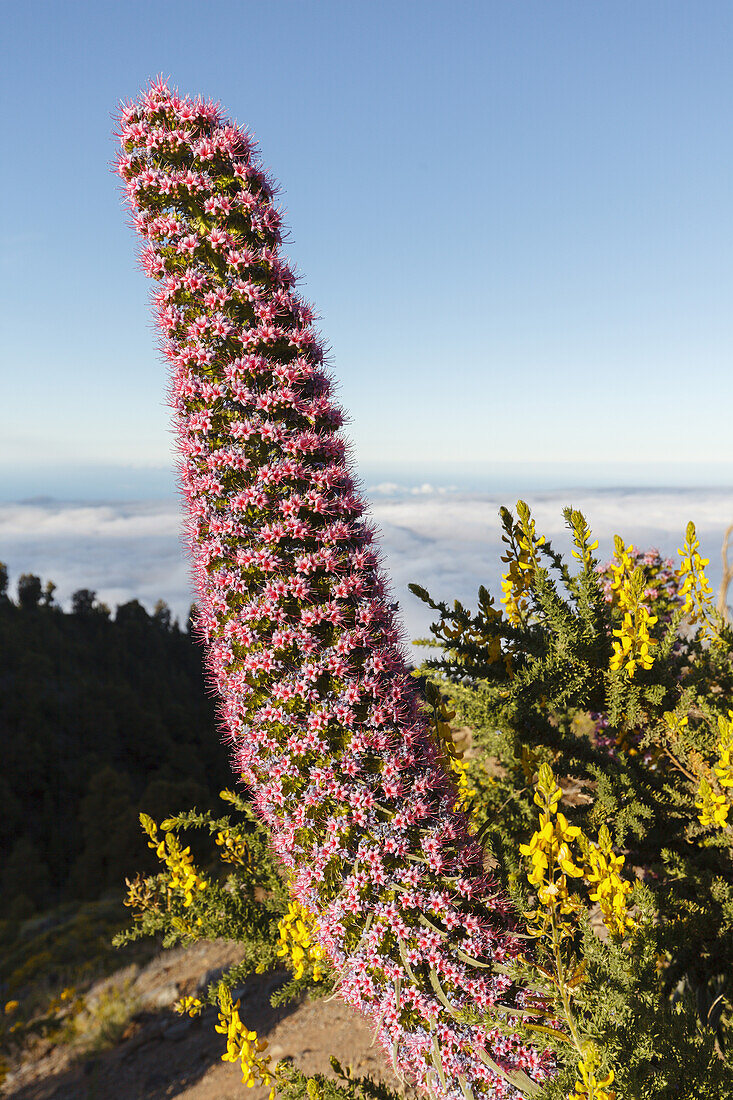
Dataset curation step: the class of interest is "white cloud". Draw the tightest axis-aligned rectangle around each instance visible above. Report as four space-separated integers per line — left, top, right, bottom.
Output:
0 500 192 624
367 481 402 496
1 488 731 642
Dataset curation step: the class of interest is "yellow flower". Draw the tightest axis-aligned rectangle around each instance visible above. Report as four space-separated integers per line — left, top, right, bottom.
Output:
556 812 582 844
521 765 587 937
677 521 719 640
500 506 544 625
569 509 599 570
501 551 532 625
522 769 623 1098
216 986 273 1088
696 778 731 829
277 900 326 981
3 1001 19 1017
139 814 208 908
215 828 249 864
607 542 657 679
523 767 634 943
714 712 733 789
569 1048 616 1100
609 538 635 599
581 825 635 939
174 996 203 1017
692 712 733 831
426 689 477 816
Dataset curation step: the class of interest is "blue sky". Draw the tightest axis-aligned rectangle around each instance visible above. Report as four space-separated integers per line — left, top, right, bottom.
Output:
2 0 732 500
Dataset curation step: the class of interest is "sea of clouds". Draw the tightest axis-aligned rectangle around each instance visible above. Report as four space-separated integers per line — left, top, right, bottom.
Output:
1 485 731 643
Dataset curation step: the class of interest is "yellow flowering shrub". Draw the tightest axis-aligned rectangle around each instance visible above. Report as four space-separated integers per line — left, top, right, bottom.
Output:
110 494 733 1100
433 586 505 667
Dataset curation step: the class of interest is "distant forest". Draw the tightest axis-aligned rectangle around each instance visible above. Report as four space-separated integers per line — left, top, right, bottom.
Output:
0 565 230 920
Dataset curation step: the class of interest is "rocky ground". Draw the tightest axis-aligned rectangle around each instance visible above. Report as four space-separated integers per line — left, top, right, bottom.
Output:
3 941 402 1100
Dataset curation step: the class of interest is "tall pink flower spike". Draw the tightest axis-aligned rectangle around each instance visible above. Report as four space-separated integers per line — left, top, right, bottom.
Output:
115 79 553 1099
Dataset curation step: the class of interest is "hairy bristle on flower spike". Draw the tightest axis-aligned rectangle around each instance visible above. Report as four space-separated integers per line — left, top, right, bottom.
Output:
115 79 553 1098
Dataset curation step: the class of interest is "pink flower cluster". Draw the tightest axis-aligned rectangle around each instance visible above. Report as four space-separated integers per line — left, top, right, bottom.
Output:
116 79 552 1099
